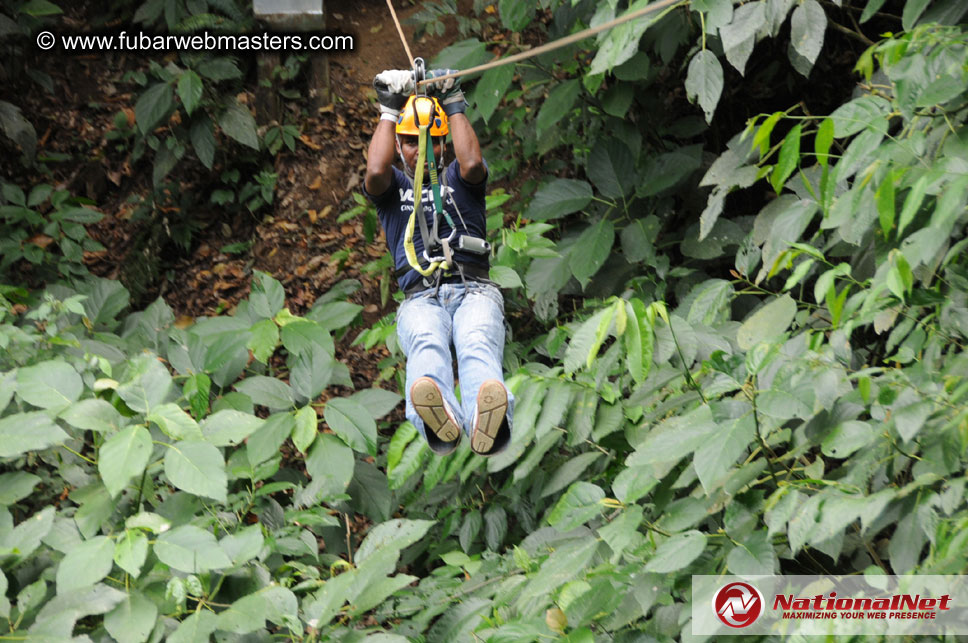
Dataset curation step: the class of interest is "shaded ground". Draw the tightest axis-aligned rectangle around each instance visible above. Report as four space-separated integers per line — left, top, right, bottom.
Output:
5 1 471 389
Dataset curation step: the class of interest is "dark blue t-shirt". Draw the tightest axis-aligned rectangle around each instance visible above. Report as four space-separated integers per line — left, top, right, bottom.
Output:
365 160 489 292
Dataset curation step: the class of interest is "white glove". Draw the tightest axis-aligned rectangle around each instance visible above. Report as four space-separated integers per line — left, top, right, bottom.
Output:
373 70 414 118
374 69 413 94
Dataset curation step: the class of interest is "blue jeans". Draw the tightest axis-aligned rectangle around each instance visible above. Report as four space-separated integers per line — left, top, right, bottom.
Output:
396 281 514 454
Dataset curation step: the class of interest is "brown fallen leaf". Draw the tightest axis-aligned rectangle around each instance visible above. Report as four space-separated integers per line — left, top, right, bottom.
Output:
300 135 321 150
28 234 55 249
308 176 322 191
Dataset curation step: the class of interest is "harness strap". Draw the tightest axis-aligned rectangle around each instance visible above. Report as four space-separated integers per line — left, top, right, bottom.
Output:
403 121 442 277
426 131 455 230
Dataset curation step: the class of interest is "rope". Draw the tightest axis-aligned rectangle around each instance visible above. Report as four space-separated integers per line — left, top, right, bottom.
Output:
414 0 685 86
384 0 415 69
404 123 441 277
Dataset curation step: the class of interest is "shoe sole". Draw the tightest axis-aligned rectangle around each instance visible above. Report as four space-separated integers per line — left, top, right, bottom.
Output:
471 379 508 454
412 377 461 444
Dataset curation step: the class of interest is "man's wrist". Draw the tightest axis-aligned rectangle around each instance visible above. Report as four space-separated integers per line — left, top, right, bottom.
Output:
441 93 466 116
380 112 399 123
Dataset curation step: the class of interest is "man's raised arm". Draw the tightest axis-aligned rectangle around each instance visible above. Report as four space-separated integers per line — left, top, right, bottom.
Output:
428 69 485 185
365 70 411 196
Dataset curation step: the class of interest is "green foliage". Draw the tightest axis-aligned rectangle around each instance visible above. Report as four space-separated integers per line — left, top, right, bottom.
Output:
3 0 968 640
0 183 105 280
0 271 413 639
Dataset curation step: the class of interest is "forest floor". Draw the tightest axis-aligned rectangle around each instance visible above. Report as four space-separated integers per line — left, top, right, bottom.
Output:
13 0 481 391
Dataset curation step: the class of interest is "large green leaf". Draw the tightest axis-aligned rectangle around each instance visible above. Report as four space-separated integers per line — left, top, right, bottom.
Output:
484 506 508 551
350 387 403 420
828 96 890 137
356 519 435 564
307 301 363 332
290 342 335 401
216 592 266 634
536 79 580 135
301 432 355 504
564 308 612 374
789 0 826 76
56 535 114 594
292 405 317 453
280 319 335 356
719 2 766 74
387 431 428 491
117 354 172 414
28 583 125 639
770 123 802 193
0 411 69 458
694 415 755 492
644 530 707 572
60 398 124 433
177 70 202 116
114 529 149 577
99 425 152 498
517 538 599 608
569 219 614 288
246 411 296 466
167 611 217 643
135 82 172 134
324 397 378 456
200 409 264 446
541 452 603 498
218 100 259 149
736 293 797 350
190 115 215 169
473 63 515 123
589 0 659 75
104 591 157 643
220 524 264 567
685 49 723 122
234 375 294 410
821 420 875 458
586 138 635 199
154 525 231 573
147 403 202 440
628 404 718 467
246 318 279 364
498 0 533 31
163 441 227 502
598 505 645 560
430 38 490 70
546 481 605 532
726 530 777 575
528 179 592 221
0 472 41 505
15 359 82 412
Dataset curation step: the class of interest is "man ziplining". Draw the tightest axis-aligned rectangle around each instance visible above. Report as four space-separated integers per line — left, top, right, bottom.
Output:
363 63 513 456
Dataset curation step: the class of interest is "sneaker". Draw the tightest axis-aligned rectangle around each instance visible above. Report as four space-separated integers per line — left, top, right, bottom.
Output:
471 379 509 455
411 377 461 454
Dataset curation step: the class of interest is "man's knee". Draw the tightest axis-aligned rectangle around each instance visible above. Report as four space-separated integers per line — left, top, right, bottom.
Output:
410 328 450 354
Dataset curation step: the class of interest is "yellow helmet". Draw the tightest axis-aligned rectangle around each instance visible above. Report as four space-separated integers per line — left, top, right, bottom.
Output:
396 95 449 136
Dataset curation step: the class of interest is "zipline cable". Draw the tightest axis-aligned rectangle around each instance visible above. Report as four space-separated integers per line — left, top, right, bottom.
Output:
385 0 415 69
410 0 685 86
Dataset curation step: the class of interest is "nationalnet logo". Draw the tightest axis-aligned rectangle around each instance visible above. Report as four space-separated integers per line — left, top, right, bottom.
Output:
693 575 968 636
713 582 764 628
773 590 952 620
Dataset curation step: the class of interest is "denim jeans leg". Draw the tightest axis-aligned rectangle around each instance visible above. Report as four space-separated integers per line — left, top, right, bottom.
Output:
452 283 515 438
396 294 464 452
